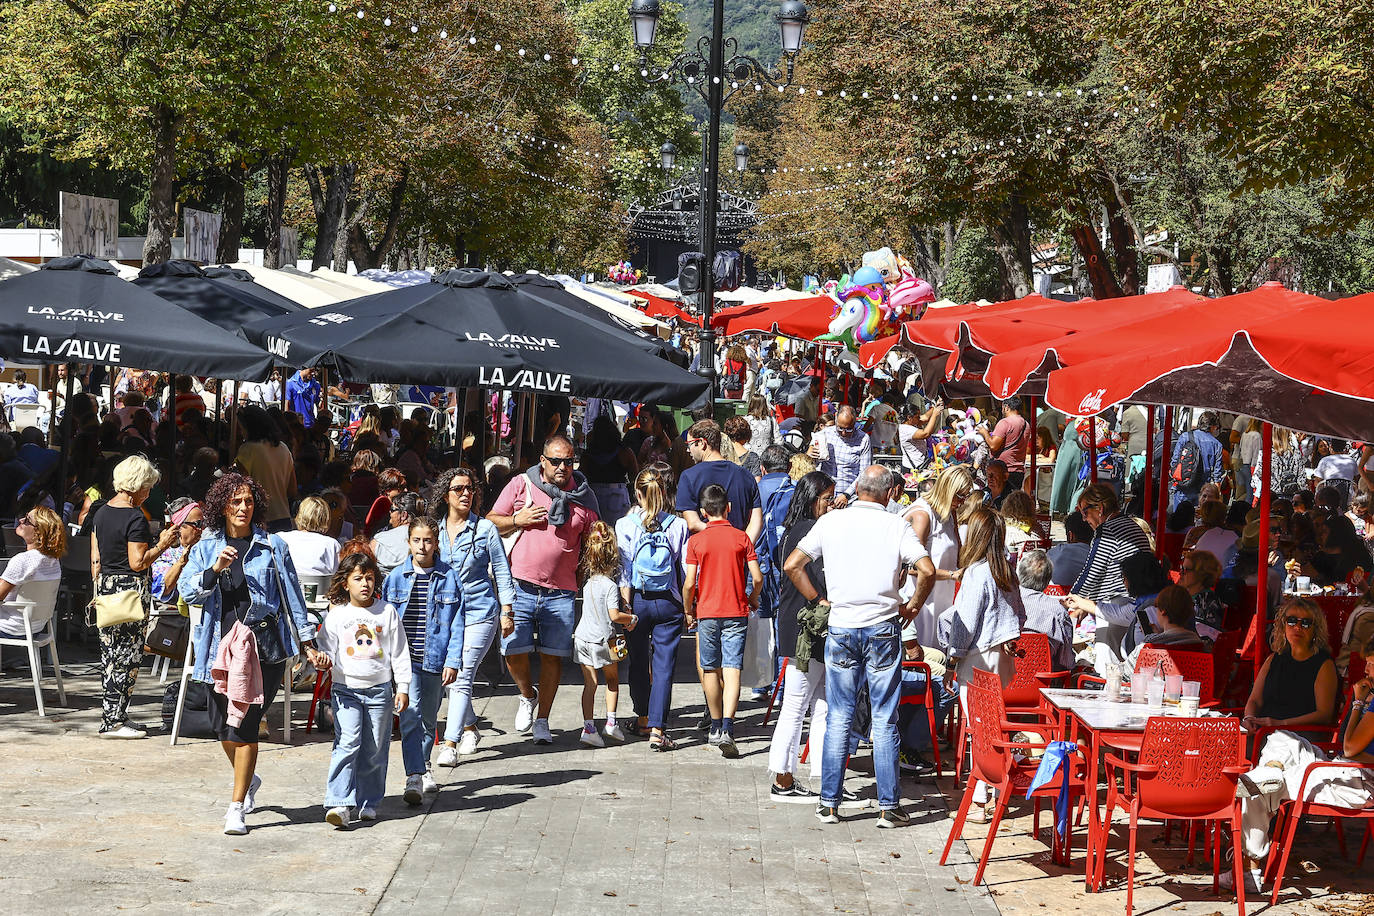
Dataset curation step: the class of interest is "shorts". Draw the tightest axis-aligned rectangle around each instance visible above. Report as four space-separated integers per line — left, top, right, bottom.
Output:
207 660 287 743
696 617 748 670
500 580 576 658
574 636 617 669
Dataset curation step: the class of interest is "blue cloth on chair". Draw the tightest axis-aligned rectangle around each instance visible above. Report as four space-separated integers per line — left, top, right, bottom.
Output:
1026 740 1078 840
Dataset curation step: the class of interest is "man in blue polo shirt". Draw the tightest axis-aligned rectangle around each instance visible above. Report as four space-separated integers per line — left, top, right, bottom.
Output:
286 367 321 428
676 419 761 541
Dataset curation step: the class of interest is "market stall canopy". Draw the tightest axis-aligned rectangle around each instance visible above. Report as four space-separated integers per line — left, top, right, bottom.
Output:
229 263 349 308
710 293 833 340
133 260 302 332
0 257 37 281
549 276 670 333
201 266 307 314
626 289 699 325
1040 283 1373 439
303 266 393 296
280 265 388 299
0 256 274 378
492 273 680 361
242 269 709 407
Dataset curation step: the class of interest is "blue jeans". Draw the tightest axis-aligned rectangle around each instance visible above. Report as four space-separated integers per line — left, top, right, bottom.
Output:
398 663 444 775
501 580 576 658
325 684 392 810
822 621 903 810
697 616 748 670
443 615 499 743
627 590 683 729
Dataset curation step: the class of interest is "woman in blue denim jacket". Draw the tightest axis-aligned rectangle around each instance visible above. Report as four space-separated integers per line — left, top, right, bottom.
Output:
177 472 318 836
429 467 514 765
380 516 465 802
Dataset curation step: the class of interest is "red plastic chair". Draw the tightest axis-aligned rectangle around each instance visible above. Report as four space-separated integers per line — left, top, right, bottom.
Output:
955 633 1069 781
1209 630 1242 700
762 659 788 726
1158 530 1187 566
900 659 943 775
1135 647 1217 706
307 669 332 732
1262 713 1374 904
1099 716 1249 915
940 668 1088 887
1004 631 1070 717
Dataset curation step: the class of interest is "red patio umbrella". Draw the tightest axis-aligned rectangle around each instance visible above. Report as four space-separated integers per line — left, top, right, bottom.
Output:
626 289 700 325
1034 284 1368 675
709 294 834 340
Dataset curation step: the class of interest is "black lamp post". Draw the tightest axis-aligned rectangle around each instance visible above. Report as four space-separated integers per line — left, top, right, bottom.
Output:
629 0 808 397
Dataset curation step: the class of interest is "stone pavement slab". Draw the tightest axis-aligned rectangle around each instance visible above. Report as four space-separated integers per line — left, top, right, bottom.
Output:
3 645 1371 916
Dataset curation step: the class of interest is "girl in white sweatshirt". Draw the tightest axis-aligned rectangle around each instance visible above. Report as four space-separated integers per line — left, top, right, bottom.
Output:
315 553 411 829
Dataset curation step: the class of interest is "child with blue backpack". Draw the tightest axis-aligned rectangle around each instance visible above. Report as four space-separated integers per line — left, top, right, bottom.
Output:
615 466 690 751
574 521 636 746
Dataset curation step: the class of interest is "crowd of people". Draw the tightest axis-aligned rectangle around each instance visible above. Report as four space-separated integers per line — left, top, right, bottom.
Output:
1 353 1372 857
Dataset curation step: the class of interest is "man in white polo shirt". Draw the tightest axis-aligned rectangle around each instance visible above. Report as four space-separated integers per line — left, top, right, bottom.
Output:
785 465 948 828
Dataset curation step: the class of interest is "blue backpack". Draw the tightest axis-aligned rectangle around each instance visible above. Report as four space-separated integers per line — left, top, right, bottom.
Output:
754 479 796 618
631 515 677 592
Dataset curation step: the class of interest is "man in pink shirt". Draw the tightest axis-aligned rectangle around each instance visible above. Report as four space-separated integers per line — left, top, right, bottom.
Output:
488 435 599 744
979 396 1031 490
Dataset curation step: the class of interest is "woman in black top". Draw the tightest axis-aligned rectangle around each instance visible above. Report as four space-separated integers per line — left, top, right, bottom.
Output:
1242 596 1338 733
766 471 834 801
582 414 638 529
90 455 179 738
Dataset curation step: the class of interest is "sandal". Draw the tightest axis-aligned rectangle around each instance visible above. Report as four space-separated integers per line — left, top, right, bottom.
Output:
649 733 677 752
623 719 645 737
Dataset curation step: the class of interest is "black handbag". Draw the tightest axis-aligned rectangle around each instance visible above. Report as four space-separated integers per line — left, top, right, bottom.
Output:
249 613 290 665
144 614 189 660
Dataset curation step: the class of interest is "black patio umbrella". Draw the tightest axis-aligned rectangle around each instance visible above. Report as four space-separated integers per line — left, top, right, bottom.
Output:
0 256 275 379
242 269 709 407
134 259 302 332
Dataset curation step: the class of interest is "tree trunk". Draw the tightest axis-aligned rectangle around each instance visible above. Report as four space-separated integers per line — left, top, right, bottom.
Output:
988 198 1033 299
143 105 179 265
1070 223 1125 299
305 162 356 270
216 163 247 264
1106 194 1139 295
263 156 289 269
347 165 408 271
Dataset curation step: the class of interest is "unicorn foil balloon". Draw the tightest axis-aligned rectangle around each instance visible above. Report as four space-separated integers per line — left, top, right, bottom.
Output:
818 265 901 366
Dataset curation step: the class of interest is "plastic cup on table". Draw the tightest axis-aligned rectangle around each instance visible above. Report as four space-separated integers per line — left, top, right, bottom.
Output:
1130 675 1149 704
1179 695 1201 716
1165 674 1183 703
1147 678 1165 713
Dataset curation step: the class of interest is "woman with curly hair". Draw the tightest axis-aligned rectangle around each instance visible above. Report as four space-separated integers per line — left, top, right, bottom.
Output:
178 471 318 836
429 466 514 764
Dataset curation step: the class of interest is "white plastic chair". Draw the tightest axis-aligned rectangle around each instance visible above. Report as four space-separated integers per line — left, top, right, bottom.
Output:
8 402 41 431
0 578 66 716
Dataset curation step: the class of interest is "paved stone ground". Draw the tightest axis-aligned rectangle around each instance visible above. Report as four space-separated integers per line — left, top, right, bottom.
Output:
1 642 1371 915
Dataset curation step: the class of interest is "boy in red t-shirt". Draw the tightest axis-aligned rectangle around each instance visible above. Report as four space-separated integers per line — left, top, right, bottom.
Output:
683 484 762 758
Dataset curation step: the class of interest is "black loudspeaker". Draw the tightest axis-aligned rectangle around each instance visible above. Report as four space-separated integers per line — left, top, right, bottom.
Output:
677 251 706 297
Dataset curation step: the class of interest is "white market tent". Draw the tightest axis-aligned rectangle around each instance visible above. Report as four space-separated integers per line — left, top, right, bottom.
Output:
0 256 37 280
229 262 351 308
307 266 393 295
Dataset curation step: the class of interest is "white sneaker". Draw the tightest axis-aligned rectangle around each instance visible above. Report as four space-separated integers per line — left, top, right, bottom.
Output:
357 806 377 822
436 745 459 767
603 722 626 742
421 771 439 795
325 806 352 829
457 729 481 755
532 718 553 745
243 774 262 814
224 802 248 835
579 726 605 747
1219 866 1262 893
99 725 146 740
403 774 423 806
515 691 538 733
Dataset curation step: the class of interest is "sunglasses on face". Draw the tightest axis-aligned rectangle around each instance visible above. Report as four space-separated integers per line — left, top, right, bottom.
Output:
1285 616 1315 629
449 484 475 494
180 519 205 530
542 455 574 467
15 516 32 527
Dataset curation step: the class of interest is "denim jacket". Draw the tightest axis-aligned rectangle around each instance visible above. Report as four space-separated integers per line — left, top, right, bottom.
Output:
381 556 465 673
437 516 515 624
179 528 316 684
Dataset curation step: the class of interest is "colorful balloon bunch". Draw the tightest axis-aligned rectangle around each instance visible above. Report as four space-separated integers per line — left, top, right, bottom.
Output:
607 260 642 285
